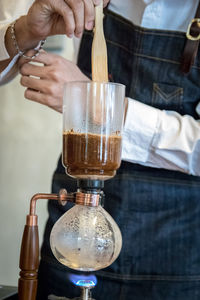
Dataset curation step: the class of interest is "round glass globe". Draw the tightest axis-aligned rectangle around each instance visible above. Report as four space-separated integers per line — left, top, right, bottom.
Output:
50 204 122 271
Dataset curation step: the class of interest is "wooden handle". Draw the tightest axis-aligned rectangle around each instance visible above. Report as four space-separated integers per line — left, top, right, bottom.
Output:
92 1 108 82
18 224 39 300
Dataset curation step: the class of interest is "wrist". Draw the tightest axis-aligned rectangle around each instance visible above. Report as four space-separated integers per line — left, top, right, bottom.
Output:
15 16 42 51
5 16 42 58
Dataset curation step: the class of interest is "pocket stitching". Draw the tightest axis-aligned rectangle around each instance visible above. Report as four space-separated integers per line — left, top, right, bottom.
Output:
153 83 183 101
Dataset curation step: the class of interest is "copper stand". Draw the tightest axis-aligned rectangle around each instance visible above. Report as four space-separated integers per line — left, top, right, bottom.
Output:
18 189 100 300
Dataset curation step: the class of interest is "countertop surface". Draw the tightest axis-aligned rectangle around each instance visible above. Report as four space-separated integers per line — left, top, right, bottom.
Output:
0 285 17 300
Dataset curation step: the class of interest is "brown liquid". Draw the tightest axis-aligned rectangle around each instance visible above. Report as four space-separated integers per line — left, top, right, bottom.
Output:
63 131 122 179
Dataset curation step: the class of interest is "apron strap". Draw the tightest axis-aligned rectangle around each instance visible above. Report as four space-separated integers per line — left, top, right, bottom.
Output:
181 0 200 73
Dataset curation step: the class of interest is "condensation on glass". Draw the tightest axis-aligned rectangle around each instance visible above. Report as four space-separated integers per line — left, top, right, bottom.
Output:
62 81 125 180
50 204 122 271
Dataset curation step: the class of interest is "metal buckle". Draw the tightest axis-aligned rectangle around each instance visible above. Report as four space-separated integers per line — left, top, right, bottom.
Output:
186 18 200 41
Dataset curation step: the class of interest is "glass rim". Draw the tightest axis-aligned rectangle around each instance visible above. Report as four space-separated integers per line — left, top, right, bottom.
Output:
64 81 126 89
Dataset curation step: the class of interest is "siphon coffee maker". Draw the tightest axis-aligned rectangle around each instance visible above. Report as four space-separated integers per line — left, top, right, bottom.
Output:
18 81 125 300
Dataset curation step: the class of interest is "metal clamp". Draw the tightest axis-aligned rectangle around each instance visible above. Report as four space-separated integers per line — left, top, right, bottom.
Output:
186 18 200 41
57 189 101 207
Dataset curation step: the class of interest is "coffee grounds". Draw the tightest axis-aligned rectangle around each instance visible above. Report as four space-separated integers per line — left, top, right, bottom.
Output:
63 131 122 179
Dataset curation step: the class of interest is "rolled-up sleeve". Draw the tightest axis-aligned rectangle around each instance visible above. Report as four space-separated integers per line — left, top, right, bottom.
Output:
122 97 200 176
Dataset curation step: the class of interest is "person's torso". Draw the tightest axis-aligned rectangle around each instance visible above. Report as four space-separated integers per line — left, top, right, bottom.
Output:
41 3 200 291
109 0 199 32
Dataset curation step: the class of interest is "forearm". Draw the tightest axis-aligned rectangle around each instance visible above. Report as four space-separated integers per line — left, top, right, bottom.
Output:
0 58 10 73
122 98 200 176
5 16 41 58
0 16 43 83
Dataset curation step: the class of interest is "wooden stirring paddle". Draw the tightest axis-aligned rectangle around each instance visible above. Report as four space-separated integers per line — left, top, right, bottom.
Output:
92 1 108 82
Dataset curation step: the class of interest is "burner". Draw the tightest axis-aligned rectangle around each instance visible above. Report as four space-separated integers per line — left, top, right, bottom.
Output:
69 274 97 300
69 274 97 288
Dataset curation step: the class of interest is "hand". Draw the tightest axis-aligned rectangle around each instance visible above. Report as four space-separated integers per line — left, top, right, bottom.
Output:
19 50 89 113
26 0 110 39
4 0 110 63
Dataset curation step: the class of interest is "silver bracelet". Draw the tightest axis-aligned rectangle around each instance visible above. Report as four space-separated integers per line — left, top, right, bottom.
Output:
10 21 46 60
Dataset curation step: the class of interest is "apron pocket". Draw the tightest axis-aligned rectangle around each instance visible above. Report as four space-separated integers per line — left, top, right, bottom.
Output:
152 83 183 112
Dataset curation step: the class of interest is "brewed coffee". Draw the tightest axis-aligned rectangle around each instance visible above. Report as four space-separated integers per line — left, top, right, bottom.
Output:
63 130 122 179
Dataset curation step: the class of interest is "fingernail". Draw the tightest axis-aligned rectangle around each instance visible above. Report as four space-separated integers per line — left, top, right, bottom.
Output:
86 21 94 30
68 33 73 38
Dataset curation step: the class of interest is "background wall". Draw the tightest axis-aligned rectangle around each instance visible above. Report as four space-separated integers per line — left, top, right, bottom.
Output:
0 36 75 286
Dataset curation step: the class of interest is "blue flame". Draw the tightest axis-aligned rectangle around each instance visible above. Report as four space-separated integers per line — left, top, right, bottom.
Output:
69 274 97 288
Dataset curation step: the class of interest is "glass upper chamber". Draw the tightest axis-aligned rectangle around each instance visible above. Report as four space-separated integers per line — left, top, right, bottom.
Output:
62 82 125 180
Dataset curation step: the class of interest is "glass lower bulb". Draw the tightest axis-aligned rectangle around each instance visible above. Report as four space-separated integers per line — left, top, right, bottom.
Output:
50 204 122 271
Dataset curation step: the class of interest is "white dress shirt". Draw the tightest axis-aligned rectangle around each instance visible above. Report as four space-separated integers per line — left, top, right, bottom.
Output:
0 0 200 176
109 0 199 32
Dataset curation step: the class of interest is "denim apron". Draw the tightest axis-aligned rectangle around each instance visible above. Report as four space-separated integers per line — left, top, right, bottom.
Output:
37 10 200 300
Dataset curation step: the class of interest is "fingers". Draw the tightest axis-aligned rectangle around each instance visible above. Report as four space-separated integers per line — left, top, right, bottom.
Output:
20 63 46 78
26 0 75 38
21 75 48 93
103 0 110 8
19 50 54 68
61 0 108 37
65 0 110 35
24 88 62 113
50 0 76 37
19 50 90 113
83 0 110 31
20 71 62 97
19 51 54 83
93 0 110 8
19 50 89 84
65 0 85 37
27 0 110 39
64 0 94 36
21 74 63 113
20 52 64 113
84 0 95 30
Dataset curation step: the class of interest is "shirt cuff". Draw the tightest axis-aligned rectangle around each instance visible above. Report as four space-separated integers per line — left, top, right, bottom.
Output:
122 98 160 163
0 23 11 60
